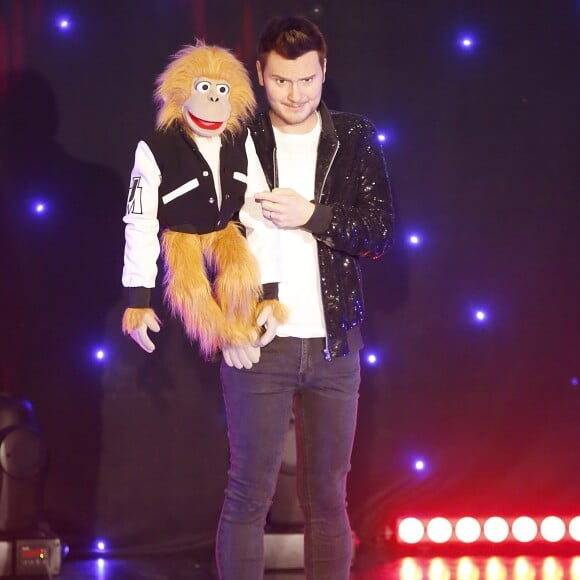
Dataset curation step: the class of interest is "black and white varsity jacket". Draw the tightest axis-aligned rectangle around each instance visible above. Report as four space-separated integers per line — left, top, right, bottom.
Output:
122 124 248 308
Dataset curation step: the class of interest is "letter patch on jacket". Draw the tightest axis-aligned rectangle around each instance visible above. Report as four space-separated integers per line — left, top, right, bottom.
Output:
127 176 143 215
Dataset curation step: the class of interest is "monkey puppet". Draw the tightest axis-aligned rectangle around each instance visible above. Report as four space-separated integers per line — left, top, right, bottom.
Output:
121 42 286 360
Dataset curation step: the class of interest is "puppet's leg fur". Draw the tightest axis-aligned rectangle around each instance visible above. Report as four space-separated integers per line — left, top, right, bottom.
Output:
161 230 227 358
202 223 262 345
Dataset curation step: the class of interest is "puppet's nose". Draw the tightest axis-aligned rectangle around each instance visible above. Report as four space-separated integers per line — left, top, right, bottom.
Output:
209 95 219 102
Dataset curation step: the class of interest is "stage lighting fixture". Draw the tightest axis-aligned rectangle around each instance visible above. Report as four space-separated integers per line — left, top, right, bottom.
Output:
426 517 453 543
483 516 509 543
398 518 425 544
394 515 580 549
540 516 566 542
569 516 580 541
0 395 61 577
454 517 481 543
511 516 537 542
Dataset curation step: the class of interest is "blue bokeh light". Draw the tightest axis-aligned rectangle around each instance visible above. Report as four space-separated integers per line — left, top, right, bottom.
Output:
458 35 476 50
377 130 393 144
33 201 47 215
474 309 487 322
56 15 73 31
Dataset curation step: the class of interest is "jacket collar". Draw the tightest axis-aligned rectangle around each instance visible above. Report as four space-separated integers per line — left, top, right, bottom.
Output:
249 101 339 192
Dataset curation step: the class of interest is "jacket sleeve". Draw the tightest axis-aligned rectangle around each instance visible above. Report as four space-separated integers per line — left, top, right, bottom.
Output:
121 140 161 307
304 118 394 259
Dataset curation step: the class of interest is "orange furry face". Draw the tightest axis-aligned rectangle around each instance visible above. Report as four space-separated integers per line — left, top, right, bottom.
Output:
154 43 256 140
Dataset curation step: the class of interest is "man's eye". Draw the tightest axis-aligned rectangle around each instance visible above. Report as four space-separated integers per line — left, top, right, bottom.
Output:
216 84 230 95
275 79 286 85
195 81 211 92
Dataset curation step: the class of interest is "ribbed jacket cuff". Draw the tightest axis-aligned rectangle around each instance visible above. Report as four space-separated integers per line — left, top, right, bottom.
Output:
303 203 332 235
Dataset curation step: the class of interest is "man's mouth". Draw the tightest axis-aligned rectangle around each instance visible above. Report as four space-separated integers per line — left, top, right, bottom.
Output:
188 112 224 131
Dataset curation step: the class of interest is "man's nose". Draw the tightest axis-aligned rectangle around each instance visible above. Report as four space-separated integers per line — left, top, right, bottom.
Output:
288 82 301 101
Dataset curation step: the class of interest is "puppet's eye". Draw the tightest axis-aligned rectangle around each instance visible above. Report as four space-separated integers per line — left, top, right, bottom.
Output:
216 84 230 95
195 81 211 93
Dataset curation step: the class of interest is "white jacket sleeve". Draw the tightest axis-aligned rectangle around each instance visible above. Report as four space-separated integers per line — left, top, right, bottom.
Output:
239 131 282 284
122 140 161 290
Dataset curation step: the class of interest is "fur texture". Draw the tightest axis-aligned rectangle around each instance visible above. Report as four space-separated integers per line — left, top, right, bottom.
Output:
122 307 159 334
155 41 256 140
161 223 262 358
255 299 289 327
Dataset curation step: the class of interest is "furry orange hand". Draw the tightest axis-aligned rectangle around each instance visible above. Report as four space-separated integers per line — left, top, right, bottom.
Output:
122 308 161 353
255 299 289 347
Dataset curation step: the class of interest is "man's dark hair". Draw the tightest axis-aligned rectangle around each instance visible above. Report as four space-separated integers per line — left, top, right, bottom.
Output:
257 16 327 68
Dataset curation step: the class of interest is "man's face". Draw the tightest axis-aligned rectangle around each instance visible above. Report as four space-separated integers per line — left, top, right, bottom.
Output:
257 50 326 134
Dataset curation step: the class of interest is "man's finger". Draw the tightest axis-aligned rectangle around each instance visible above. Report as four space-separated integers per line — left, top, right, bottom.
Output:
254 192 276 203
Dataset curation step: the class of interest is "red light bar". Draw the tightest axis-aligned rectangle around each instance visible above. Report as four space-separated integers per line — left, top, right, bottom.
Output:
394 516 580 545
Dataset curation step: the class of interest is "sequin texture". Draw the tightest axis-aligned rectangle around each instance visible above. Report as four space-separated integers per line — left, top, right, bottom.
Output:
249 102 394 358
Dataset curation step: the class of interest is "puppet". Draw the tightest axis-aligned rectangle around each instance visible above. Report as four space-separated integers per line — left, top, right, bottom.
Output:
121 42 286 358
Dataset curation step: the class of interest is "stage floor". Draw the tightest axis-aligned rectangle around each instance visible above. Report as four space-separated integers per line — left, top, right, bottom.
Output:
54 552 580 579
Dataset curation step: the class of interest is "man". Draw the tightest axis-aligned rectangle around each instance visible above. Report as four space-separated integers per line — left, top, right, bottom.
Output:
216 15 394 580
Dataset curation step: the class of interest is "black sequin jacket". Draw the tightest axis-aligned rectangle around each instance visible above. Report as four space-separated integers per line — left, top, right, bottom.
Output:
248 101 394 359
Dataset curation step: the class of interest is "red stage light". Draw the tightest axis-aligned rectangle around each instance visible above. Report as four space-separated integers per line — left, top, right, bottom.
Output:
426 518 452 543
569 516 580 541
540 516 566 542
455 517 481 543
394 515 580 547
397 517 425 544
483 517 509 543
512 516 538 542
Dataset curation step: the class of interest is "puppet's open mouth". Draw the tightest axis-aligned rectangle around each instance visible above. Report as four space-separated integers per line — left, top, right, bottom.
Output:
188 112 224 131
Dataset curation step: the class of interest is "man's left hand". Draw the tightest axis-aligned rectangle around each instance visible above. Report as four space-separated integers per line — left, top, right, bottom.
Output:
255 188 315 228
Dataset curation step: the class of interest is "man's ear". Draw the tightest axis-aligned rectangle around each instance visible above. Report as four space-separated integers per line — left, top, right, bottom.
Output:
256 60 265 86
322 58 327 83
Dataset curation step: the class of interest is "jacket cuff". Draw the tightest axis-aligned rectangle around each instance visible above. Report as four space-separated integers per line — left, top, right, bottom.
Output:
303 202 332 235
125 287 151 308
261 282 279 301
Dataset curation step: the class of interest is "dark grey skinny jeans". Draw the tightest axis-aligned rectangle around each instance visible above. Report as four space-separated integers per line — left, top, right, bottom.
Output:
216 336 360 580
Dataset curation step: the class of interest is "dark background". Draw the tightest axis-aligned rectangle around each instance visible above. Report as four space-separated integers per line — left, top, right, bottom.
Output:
0 0 578 555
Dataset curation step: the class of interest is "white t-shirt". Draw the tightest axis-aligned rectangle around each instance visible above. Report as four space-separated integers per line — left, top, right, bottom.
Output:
240 115 326 338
